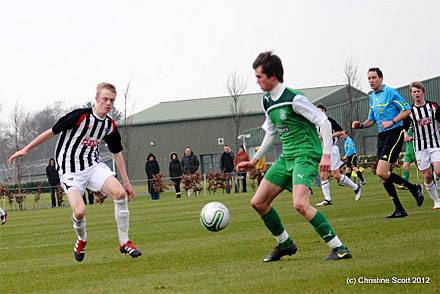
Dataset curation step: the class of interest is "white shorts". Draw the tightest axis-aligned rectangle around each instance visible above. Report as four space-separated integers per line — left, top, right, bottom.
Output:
60 162 115 195
331 145 343 171
415 148 440 171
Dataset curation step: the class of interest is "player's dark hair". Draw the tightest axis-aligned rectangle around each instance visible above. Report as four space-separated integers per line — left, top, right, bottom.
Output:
368 67 383 78
253 51 284 83
239 145 246 152
316 103 327 112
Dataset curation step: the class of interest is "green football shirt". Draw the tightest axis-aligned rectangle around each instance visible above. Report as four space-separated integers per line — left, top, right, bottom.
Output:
263 87 323 162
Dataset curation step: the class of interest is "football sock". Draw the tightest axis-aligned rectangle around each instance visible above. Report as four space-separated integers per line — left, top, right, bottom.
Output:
310 210 342 248
356 171 365 182
321 180 331 201
435 173 440 185
425 181 440 202
262 207 292 247
0 207 5 216
403 170 410 182
114 198 130 245
383 180 405 211
388 172 416 192
72 214 87 241
340 175 358 190
346 172 351 179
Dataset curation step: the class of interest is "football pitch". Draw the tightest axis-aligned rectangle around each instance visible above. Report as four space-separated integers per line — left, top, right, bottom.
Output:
1 170 439 293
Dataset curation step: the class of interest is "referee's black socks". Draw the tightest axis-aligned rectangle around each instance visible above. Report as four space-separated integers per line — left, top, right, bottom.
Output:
388 173 416 192
383 180 405 212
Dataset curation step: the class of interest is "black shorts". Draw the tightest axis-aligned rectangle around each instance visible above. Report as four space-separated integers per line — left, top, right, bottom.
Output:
346 154 358 168
377 127 404 163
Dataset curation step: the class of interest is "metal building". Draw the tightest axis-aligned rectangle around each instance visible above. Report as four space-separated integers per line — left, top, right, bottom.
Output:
118 85 366 181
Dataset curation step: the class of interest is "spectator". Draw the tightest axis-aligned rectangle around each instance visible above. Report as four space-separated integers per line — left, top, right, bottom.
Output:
254 146 266 186
145 153 160 200
181 147 200 197
169 152 183 198
46 158 61 208
220 145 236 193
234 145 250 192
82 189 95 205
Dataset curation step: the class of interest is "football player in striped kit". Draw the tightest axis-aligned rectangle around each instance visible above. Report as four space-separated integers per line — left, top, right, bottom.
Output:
405 81 440 209
8 82 142 261
315 104 362 207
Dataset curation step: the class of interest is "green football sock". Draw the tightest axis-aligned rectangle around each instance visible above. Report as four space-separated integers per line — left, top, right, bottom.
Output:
262 207 292 247
403 170 410 182
309 210 337 243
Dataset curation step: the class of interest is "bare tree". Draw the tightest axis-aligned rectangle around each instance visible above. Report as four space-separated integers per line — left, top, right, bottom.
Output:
119 74 136 179
227 71 247 156
6 103 32 191
28 102 66 161
344 58 362 142
109 106 123 122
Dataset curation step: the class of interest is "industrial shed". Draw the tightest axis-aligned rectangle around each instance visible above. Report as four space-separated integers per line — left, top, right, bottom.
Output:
117 84 366 181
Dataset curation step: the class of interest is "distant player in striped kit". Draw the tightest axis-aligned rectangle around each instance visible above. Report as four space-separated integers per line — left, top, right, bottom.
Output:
315 104 362 207
341 130 366 185
237 51 352 262
353 68 424 218
404 81 440 209
8 82 142 261
0 207 7 225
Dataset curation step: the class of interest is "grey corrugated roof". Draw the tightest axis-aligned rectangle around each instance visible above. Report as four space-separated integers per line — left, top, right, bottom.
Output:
118 85 354 126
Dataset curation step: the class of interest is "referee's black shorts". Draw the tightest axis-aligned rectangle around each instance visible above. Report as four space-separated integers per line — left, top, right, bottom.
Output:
346 154 358 168
377 126 404 163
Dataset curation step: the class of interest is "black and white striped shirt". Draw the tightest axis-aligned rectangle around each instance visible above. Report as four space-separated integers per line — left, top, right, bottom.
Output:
408 101 440 152
52 108 122 174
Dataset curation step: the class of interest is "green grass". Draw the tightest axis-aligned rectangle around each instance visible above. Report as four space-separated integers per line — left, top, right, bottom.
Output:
1 168 439 293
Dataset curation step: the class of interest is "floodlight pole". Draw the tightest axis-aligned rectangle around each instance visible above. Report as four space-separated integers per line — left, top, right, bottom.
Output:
237 134 251 151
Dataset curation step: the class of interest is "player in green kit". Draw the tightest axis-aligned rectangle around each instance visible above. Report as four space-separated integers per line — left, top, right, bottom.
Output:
237 51 352 262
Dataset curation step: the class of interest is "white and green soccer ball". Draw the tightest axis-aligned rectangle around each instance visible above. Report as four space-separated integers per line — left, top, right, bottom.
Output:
200 202 230 232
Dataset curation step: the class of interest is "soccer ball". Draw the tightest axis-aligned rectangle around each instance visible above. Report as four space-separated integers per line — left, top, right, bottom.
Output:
200 202 230 232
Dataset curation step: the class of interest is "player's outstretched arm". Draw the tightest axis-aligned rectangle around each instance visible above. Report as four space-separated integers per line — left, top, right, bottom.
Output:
236 158 259 172
113 152 136 201
8 129 54 164
352 119 375 129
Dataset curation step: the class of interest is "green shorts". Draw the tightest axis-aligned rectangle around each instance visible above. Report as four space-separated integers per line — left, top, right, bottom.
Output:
264 155 319 191
404 147 416 163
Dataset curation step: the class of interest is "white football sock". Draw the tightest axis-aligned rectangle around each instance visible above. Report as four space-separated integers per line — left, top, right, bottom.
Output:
340 175 358 190
72 214 87 241
327 235 343 249
275 230 290 244
425 181 440 202
114 198 130 245
321 180 332 201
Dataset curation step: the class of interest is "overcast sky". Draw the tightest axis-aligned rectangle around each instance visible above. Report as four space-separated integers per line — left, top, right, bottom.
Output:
1 0 439 116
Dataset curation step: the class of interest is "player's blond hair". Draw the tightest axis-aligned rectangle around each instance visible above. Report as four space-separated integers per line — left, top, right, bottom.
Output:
96 82 117 96
410 81 425 93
